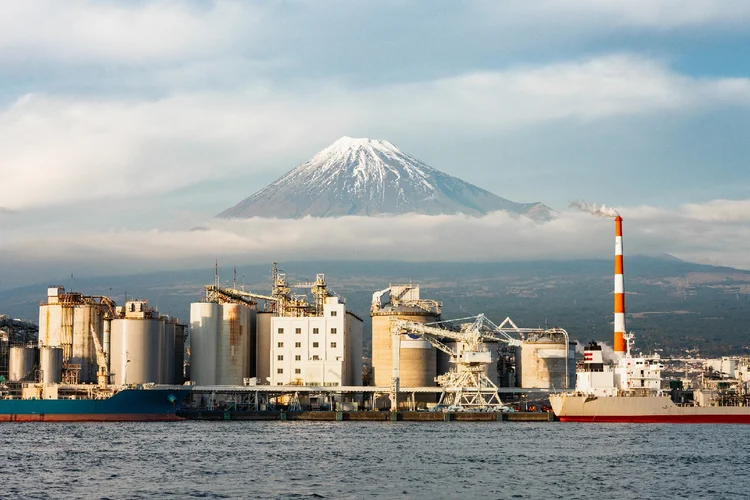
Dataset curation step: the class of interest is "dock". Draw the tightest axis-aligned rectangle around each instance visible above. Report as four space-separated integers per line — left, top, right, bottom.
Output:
177 410 557 422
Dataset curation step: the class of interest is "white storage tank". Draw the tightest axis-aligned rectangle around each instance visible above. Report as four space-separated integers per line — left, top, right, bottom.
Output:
39 346 63 384
189 302 221 385
9 346 37 382
216 303 252 385
110 301 164 385
516 333 574 389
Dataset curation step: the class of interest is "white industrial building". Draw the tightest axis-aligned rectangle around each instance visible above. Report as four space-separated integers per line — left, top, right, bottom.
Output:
263 296 363 387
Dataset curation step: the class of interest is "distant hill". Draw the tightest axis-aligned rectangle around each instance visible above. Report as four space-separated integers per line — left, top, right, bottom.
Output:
217 137 551 219
2 257 750 358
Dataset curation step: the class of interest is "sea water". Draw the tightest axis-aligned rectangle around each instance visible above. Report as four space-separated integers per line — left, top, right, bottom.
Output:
1 421 749 499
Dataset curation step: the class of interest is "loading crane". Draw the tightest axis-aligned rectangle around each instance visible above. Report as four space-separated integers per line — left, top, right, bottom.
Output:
389 315 569 411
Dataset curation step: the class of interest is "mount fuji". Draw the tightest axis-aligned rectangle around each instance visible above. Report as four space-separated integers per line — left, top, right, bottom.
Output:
217 137 551 219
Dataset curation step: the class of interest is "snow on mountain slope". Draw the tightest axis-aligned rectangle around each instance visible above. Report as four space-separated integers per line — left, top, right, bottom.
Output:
217 137 551 219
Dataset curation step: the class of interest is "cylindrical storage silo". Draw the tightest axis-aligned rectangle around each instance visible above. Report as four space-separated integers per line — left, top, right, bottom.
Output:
9 346 37 382
72 304 104 383
371 308 439 388
189 302 221 385
110 318 163 385
162 320 175 384
516 338 570 389
216 303 251 385
255 311 272 385
39 346 63 384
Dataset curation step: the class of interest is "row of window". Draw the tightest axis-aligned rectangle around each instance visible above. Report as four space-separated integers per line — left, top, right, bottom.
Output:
276 343 337 360
277 327 337 334
277 342 338 349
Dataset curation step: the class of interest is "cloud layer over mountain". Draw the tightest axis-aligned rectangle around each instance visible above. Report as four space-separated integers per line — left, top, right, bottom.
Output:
2 200 750 290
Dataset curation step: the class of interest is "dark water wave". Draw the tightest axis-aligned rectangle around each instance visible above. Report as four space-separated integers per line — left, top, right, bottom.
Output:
1 422 749 499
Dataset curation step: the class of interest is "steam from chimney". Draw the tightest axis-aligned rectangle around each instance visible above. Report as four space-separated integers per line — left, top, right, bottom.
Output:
569 200 620 218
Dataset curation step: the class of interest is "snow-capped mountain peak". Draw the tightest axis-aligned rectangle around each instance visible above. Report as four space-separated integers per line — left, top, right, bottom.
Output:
217 137 550 219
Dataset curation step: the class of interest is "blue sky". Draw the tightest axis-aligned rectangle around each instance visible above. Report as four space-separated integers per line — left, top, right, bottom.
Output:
1 1 750 287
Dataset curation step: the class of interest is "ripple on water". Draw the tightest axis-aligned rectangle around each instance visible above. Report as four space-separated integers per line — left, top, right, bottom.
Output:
2 421 750 499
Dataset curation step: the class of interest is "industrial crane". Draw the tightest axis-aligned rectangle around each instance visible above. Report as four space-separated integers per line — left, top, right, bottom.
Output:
390 314 568 411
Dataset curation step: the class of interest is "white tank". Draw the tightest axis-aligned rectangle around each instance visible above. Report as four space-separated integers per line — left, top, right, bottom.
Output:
255 311 272 385
110 318 164 385
216 303 252 385
39 346 63 384
72 304 103 383
9 346 37 382
372 309 439 388
39 300 103 384
189 302 221 385
516 339 572 389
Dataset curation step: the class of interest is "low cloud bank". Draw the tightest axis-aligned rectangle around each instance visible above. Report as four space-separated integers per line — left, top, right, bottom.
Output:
2 199 749 289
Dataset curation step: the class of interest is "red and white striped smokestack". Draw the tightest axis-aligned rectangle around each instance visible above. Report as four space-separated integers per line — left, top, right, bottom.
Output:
614 216 626 356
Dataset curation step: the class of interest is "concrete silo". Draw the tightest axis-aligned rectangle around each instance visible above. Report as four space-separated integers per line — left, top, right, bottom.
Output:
370 285 442 389
110 300 164 385
515 330 575 389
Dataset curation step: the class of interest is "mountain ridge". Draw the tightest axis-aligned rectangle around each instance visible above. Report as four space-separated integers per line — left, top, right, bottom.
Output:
218 137 551 219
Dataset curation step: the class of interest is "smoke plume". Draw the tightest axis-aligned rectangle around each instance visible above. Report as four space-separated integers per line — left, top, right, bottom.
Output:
569 200 619 218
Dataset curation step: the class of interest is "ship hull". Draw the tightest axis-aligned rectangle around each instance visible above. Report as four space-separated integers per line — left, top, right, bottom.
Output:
0 388 189 422
550 394 750 424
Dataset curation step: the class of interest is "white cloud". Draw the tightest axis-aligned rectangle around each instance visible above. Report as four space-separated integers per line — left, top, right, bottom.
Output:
0 1 262 65
484 0 750 30
2 200 750 290
2 1 749 68
1 55 749 212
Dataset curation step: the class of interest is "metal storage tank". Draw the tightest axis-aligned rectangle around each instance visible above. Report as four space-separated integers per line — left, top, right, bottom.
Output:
110 315 163 385
189 302 221 385
72 303 104 383
516 335 574 389
9 346 37 382
162 319 176 384
174 323 187 384
255 311 272 385
216 303 251 385
39 346 63 384
372 308 439 388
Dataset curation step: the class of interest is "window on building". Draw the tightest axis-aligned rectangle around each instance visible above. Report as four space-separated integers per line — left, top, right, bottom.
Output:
295 327 302 334
331 328 337 334
277 328 284 334
277 382 283 386
277 355 283 361
277 368 283 374
313 327 319 334
295 368 301 374
313 342 319 348
330 342 337 348
330 311 337 317
277 342 283 348
295 355 301 361
295 342 301 348
312 355 320 360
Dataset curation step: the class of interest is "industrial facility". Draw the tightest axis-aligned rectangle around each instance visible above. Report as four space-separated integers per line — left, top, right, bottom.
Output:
0 286 187 393
191 263 363 389
0 262 580 417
